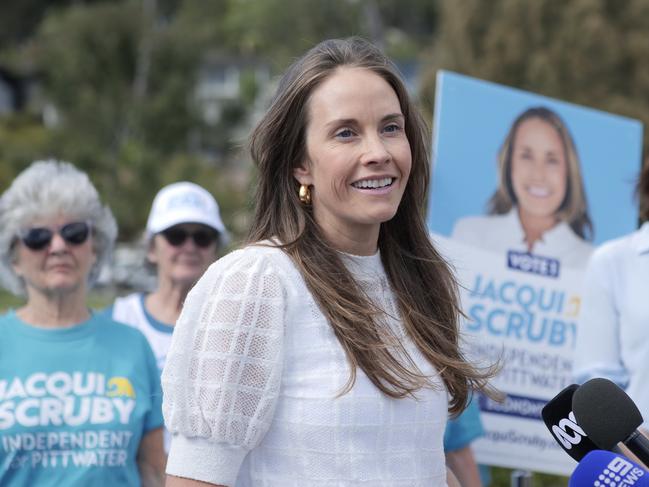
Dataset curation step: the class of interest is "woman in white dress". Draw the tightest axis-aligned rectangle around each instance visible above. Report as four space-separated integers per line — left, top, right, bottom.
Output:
162 37 496 487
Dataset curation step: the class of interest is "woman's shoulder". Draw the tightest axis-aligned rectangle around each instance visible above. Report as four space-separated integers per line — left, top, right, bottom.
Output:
204 243 296 278
589 226 648 267
577 229 646 291
188 243 304 304
224 242 290 260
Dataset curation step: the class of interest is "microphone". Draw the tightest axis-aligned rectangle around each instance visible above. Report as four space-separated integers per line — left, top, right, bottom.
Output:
573 378 649 468
569 450 649 487
541 384 600 461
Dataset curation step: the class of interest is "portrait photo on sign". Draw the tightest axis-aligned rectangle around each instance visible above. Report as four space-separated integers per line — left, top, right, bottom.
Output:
429 71 641 272
427 71 643 476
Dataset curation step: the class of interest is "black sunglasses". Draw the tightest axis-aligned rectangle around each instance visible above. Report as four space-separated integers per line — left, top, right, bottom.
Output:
160 227 218 248
18 221 92 251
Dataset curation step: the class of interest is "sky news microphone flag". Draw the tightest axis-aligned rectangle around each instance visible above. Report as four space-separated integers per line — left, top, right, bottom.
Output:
569 450 649 487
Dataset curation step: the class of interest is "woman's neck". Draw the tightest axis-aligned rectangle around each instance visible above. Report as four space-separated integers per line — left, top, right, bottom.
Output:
145 280 193 326
517 207 558 251
315 218 380 256
18 289 90 328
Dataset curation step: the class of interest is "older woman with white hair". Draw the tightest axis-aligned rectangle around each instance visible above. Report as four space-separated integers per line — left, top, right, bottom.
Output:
0 160 165 486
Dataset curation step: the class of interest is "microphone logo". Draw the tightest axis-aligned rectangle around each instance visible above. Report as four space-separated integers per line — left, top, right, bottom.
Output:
593 457 645 487
552 411 587 450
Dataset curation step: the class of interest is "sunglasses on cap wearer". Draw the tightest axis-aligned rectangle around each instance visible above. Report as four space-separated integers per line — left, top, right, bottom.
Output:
18 221 92 251
160 226 219 248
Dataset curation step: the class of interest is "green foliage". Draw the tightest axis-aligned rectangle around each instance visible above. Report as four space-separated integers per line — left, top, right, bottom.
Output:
0 0 443 244
0 0 107 47
0 0 218 239
175 0 438 66
0 115 54 189
220 0 364 63
0 288 116 314
422 0 649 152
491 467 568 487
0 289 23 313
35 0 201 152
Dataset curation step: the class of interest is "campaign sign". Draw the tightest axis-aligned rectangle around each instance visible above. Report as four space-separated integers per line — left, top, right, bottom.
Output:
429 71 643 475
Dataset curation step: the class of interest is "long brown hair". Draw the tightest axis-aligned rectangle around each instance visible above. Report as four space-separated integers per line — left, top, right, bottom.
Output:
488 107 594 241
249 37 495 414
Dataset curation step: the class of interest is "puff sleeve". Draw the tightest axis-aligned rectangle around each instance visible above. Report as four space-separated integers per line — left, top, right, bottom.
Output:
162 248 286 485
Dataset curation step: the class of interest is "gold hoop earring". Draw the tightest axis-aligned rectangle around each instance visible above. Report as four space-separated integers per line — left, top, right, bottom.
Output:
299 184 312 205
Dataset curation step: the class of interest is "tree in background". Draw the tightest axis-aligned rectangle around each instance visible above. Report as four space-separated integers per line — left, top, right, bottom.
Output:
0 0 245 239
36 0 210 238
5 0 649 240
422 0 649 152
0 0 439 240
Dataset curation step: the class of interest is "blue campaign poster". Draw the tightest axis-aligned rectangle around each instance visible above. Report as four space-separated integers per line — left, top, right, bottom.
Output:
428 71 643 475
429 71 641 245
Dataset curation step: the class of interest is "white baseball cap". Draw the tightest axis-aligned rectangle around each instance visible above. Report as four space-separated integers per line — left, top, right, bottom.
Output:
146 182 229 244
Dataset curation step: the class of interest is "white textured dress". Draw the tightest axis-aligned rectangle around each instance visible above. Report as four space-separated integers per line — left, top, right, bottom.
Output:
162 244 449 486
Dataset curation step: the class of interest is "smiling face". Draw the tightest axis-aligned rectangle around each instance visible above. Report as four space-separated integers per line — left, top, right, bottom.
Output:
12 215 97 299
148 223 218 288
510 117 568 223
294 67 412 254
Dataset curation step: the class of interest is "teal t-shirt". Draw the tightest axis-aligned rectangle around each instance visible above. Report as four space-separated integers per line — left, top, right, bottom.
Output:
443 397 484 451
0 311 164 486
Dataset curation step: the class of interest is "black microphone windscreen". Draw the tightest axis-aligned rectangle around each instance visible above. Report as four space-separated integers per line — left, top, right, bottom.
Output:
541 384 599 461
572 377 643 450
